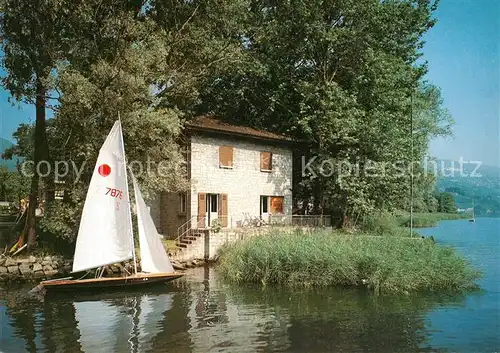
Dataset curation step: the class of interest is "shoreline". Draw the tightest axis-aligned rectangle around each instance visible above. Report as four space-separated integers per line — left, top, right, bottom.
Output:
0 254 210 283
0 213 471 284
395 212 471 228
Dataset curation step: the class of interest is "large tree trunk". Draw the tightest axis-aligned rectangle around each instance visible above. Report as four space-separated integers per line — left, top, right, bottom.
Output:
19 77 47 251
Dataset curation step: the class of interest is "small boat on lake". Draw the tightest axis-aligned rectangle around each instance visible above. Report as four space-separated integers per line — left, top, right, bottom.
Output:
469 199 476 222
35 120 182 295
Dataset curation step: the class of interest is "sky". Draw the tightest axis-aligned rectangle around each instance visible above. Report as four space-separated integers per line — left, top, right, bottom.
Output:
0 0 499 166
423 0 499 167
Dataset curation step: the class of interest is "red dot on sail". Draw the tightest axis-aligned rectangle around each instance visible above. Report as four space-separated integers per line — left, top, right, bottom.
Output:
98 164 111 177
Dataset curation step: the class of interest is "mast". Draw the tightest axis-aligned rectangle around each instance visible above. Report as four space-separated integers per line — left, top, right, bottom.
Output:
119 112 138 275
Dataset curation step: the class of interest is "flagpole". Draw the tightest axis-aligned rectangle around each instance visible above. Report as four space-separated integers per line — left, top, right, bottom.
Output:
410 92 414 237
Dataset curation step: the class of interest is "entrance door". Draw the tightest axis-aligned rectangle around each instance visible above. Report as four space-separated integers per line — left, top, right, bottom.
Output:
206 194 219 227
260 196 270 222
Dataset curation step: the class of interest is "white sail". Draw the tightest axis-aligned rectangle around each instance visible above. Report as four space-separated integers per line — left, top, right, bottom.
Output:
131 173 174 273
72 121 134 273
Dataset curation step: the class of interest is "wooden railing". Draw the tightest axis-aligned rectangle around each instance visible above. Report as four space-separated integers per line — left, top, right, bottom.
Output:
267 214 331 227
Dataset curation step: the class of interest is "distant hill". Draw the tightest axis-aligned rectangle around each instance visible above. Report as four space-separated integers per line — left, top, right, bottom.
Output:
430 159 500 217
0 137 20 171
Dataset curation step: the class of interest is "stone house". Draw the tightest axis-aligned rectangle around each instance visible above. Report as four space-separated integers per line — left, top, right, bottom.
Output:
159 116 294 239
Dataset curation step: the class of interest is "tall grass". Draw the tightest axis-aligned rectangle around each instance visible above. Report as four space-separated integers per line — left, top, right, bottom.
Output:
217 230 481 294
361 211 403 235
394 212 471 228
361 211 471 234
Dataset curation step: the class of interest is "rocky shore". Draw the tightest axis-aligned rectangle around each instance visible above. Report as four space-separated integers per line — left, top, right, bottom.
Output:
0 254 212 283
0 255 71 282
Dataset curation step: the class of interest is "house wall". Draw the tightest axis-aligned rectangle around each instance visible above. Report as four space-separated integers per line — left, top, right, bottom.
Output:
155 139 190 239
149 194 161 230
189 134 293 228
160 192 187 239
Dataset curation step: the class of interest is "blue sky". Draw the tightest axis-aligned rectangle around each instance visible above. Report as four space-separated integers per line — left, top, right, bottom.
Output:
1 0 499 166
423 0 499 167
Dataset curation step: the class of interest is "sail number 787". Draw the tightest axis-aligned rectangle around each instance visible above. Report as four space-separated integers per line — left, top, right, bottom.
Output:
105 187 123 199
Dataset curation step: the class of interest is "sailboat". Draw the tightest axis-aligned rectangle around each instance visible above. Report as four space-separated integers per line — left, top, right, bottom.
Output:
36 120 183 294
469 198 475 222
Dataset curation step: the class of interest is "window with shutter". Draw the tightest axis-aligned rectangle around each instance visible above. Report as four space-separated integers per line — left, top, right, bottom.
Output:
218 193 228 227
197 193 206 227
270 196 284 214
260 151 272 171
219 146 234 168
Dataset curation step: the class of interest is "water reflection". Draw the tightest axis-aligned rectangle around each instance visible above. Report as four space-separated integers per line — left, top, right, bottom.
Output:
226 285 468 352
0 267 474 353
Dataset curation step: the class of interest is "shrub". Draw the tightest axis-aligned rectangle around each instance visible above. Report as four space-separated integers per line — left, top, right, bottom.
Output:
361 211 401 236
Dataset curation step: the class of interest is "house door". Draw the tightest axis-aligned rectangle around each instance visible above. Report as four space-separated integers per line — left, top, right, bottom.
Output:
260 196 270 222
206 194 219 227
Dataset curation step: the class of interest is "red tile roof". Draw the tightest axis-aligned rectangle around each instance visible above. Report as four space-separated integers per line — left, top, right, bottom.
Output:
185 116 294 143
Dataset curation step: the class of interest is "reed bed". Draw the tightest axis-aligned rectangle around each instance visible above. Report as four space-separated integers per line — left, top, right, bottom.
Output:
217 230 481 294
395 212 471 228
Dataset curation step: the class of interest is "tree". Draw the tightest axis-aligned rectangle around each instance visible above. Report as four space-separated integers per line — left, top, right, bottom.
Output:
197 0 447 224
0 0 75 250
0 166 30 204
33 0 248 243
147 0 249 112
438 192 456 213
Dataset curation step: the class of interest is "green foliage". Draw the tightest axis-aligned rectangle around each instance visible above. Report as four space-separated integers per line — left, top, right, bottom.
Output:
438 192 457 213
1 0 458 244
394 211 470 228
0 166 29 203
197 0 452 222
1 0 250 243
360 211 469 234
39 184 86 243
218 230 482 294
210 219 223 233
360 211 401 236
0 0 67 101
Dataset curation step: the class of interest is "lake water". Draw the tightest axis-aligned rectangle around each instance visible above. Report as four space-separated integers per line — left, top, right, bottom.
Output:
1 218 499 352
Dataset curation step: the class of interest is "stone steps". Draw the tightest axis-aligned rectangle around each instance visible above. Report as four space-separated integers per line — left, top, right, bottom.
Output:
169 229 210 260
183 236 199 241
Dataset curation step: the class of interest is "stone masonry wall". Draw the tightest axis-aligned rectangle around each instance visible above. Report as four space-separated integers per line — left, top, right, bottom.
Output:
0 254 204 282
0 255 72 282
160 192 187 239
190 134 293 227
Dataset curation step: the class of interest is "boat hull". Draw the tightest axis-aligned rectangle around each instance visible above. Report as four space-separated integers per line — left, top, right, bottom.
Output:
37 272 184 295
